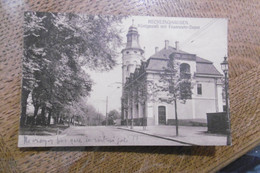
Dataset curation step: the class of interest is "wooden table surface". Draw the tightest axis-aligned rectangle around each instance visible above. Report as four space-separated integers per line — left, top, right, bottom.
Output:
0 0 259 172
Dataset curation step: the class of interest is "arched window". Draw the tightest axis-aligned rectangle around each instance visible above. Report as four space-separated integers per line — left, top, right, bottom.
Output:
180 63 190 73
180 63 191 79
180 63 192 99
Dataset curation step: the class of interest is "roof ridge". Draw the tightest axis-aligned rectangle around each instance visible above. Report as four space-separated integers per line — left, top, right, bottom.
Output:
150 46 189 59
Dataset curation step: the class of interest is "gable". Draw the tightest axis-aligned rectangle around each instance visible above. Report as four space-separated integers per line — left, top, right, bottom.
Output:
146 58 168 71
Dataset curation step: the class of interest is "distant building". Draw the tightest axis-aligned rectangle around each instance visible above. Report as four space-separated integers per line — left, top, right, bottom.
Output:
121 23 223 126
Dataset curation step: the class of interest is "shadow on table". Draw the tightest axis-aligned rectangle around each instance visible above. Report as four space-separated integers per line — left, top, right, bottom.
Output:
20 146 216 156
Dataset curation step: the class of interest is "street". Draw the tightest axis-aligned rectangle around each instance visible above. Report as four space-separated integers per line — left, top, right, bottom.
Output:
18 126 189 147
62 126 188 146
18 125 227 147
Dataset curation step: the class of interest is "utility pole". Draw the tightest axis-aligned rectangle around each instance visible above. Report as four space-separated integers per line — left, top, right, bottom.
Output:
97 109 100 125
106 96 108 126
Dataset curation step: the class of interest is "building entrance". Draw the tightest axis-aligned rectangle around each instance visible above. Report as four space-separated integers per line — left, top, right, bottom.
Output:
158 106 166 125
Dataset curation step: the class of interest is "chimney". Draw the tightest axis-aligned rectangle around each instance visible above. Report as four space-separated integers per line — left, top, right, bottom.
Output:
155 47 159 53
175 41 179 51
165 40 169 49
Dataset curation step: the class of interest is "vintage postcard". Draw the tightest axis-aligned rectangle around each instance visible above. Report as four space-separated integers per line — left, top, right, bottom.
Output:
18 12 230 147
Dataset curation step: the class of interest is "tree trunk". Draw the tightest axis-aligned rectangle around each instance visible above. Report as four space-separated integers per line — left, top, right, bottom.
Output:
47 109 52 125
142 103 146 130
59 114 62 124
126 111 128 127
70 116 74 126
131 107 133 129
20 88 30 127
33 104 40 125
174 99 179 136
55 113 59 125
41 106 46 126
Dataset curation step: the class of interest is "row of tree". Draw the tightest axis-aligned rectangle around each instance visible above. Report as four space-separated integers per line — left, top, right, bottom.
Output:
21 12 123 127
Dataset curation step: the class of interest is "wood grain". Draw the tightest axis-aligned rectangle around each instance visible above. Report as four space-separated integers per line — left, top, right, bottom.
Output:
0 0 259 172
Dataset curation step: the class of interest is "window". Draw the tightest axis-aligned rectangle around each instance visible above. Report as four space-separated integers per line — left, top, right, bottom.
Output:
180 63 192 99
180 63 191 78
127 65 131 71
180 81 192 99
197 84 202 95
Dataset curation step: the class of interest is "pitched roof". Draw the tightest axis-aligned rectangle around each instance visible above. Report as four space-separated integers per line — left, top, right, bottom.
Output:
146 58 167 71
146 47 222 76
196 63 222 76
196 56 212 64
150 46 189 59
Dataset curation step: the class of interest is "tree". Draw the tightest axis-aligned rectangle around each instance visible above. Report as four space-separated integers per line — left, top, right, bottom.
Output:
157 56 193 136
107 109 120 125
83 104 98 126
21 11 124 127
21 12 47 126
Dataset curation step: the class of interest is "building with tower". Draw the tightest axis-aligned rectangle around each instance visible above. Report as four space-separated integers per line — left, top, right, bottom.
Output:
121 21 145 86
121 23 224 126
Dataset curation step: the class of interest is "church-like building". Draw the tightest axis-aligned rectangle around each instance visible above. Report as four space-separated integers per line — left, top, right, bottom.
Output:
121 23 224 126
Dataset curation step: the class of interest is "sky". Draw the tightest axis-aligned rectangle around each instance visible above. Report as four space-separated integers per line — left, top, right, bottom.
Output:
87 16 228 115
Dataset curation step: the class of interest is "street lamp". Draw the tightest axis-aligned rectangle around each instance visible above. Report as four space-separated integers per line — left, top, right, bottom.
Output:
221 56 232 145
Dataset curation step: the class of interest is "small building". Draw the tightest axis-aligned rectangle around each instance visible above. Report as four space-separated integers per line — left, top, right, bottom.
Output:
121 23 223 126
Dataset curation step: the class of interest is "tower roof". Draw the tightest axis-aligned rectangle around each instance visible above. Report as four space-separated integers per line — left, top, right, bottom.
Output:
123 20 143 52
127 19 138 34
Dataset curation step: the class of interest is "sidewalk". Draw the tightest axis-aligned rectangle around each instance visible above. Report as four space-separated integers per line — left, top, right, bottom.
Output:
117 125 227 146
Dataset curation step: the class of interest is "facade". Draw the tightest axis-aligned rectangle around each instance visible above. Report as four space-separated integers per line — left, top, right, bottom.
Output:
121 24 224 126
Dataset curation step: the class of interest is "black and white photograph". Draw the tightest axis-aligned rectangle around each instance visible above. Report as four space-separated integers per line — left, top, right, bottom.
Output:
18 11 230 147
